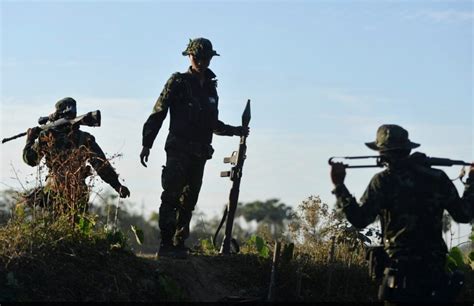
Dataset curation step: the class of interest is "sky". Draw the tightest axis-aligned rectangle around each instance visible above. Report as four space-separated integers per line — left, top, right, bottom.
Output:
1 0 473 243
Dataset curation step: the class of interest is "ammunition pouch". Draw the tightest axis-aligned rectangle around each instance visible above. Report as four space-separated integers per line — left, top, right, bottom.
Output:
366 245 389 280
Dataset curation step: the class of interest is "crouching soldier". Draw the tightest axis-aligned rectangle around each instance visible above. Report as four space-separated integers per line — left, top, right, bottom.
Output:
22 97 130 215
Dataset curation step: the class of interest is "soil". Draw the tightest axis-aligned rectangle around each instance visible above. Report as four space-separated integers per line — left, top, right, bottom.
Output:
141 253 271 302
0 249 271 302
2 249 473 302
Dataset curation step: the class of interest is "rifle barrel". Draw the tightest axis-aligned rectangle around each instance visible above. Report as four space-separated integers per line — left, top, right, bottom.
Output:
2 132 27 144
345 165 382 169
1 110 101 145
328 156 382 168
329 155 472 168
343 155 379 160
427 157 471 167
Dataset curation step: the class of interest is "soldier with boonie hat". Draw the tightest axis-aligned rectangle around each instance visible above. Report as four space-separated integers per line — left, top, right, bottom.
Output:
330 124 474 304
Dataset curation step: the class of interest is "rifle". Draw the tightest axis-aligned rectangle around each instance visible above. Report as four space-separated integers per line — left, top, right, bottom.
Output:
2 110 101 144
214 99 251 255
328 154 472 168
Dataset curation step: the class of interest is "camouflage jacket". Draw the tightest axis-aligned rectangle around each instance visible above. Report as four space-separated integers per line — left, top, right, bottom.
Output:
23 127 121 191
333 153 474 259
142 67 237 149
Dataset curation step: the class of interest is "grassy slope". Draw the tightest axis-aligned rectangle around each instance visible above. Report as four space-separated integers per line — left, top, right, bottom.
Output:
0 218 161 302
0 219 472 302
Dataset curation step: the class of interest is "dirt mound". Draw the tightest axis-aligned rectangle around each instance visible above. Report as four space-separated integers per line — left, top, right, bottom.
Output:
1 243 271 302
141 253 271 302
3 242 472 302
1 247 162 302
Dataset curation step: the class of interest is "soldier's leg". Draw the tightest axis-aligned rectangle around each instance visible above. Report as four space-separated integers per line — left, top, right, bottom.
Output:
174 157 207 246
159 152 190 246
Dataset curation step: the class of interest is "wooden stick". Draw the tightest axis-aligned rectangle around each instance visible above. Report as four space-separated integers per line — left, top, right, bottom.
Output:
267 241 282 302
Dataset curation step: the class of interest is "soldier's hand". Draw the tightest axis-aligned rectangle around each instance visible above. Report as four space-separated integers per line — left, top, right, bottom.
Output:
118 185 130 198
235 126 250 137
140 147 150 167
26 127 41 141
468 163 474 180
330 162 346 186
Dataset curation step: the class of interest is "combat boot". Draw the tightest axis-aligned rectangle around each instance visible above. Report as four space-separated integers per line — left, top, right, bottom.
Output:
158 242 175 258
172 240 189 259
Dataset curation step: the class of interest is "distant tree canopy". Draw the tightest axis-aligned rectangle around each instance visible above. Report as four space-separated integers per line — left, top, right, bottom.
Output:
237 198 293 224
188 199 294 247
0 189 20 225
236 198 293 238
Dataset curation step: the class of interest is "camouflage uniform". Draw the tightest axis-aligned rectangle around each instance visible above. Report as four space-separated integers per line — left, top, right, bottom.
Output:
23 97 126 212
332 125 474 304
142 38 241 249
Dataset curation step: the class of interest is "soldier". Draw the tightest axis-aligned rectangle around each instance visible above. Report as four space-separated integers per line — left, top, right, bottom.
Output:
330 124 473 305
140 38 249 258
23 97 130 214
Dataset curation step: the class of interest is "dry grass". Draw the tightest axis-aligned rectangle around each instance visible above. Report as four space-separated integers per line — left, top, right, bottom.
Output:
0 215 162 302
0 131 163 302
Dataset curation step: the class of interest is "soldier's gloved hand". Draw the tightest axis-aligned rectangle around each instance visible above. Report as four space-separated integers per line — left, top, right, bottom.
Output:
234 126 250 137
330 162 346 186
26 127 41 141
140 146 150 167
117 185 130 198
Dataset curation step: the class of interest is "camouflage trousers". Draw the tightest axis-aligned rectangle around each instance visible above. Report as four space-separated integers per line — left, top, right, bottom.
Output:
159 149 207 246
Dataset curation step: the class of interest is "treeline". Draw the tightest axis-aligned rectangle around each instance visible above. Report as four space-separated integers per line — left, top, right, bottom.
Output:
0 188 377 260
0 187 468 258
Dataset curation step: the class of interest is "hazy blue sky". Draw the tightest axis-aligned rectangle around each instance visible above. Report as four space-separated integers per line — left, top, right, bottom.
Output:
1 0 472 242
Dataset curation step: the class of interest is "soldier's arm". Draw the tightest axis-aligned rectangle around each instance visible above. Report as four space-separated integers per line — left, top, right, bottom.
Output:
212 102 246 136
213 119 241 136
142 73 181 149
443 171 474 223
22 129 45 166
333 175 383 229
85 134 123 192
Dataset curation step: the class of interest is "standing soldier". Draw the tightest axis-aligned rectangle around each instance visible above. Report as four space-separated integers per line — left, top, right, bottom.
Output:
140 38 249 258
330 124 473 305
23 97 130 213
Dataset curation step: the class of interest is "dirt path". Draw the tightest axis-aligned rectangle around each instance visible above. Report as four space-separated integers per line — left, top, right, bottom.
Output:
139 253 271 302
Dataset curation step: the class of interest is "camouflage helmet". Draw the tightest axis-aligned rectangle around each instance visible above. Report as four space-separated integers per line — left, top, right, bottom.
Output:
54 97 77 119
365 124 420 152
182 38 220 58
